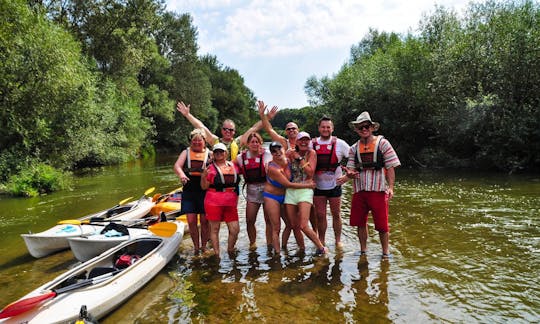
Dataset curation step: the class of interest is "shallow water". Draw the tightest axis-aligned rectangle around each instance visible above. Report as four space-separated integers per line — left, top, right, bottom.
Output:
0 158 538 323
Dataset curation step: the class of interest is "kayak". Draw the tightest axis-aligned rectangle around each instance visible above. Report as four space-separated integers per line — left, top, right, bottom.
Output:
68 222 156 262
0 221 184 323
69 216 189 262
21 197 155 258
150 188 182 216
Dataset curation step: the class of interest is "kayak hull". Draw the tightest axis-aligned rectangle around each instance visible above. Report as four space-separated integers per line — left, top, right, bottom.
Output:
2 222 184 324
21 198 154 258
68 227 150 262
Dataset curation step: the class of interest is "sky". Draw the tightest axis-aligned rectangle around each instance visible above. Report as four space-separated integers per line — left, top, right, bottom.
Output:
165 0 471 109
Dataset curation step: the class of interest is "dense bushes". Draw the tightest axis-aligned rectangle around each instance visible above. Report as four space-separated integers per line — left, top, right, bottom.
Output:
304 0 540 172
1 163 71 197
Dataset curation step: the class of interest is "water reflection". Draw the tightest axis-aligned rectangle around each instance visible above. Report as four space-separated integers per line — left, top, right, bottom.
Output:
1 160 539 323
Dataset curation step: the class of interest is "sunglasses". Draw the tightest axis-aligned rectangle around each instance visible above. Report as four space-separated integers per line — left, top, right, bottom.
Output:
213 149 225 154
355 124 372 130
286 127 297 131
270 148 282 154
222 127 235 132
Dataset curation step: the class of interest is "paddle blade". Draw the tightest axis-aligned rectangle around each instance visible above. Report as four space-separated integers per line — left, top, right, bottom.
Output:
57 219 82 225
148 222 177 237
144 187 155 196
0 291 56 319
118 197 133 205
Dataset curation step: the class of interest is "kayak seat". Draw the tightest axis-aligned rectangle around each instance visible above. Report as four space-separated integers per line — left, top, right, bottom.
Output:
106 206 132 217
88 266 117 279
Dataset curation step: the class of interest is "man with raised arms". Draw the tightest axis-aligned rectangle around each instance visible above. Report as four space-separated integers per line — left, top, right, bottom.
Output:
177 101 277 161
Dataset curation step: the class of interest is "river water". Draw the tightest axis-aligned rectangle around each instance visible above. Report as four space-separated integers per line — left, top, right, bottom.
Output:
0 155 538 323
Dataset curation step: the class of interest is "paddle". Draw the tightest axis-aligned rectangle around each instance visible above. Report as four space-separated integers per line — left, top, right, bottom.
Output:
57 187 155 225
147 221 177 237
54 219 177 237
0 269 121 319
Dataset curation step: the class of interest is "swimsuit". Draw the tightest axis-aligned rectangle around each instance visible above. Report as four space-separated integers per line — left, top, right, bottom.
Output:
267 176 285 189
263 191 285 204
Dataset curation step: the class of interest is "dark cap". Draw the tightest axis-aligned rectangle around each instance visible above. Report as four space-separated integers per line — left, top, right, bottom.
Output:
269 141 283 150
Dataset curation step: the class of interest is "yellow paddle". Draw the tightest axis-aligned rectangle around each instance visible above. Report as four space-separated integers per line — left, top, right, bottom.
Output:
147 222 177 237
57 187 155 225
57 219 177 237
118 196 133 205
144 187 155 196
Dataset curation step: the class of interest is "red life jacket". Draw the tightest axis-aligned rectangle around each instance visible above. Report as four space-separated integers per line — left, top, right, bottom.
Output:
183 148 209 177
354 135 384 170
312 136 339 172
240 151 266 184
209 161 239 193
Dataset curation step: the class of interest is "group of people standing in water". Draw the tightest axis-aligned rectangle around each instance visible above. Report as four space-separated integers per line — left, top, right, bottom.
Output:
174 100 400 258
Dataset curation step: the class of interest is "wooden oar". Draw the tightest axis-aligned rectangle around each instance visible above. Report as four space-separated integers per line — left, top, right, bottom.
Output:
0 269 121 319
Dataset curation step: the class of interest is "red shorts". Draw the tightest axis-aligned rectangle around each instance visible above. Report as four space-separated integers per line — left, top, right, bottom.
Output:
204 204 239 223
350 191 389 232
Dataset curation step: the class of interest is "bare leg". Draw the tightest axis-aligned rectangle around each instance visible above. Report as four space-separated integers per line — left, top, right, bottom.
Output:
209 220 221 255
313 196 328 245
226 221 240 252
357 224 368 253
187 213 200 252
297 202 324 250
263 210 272 247
245 201 260 247
263 197 281 253
379 231 389 255
281 207 291 249
285 204 305 250
328 197 342 246
199 214 209 252
309 205 317 233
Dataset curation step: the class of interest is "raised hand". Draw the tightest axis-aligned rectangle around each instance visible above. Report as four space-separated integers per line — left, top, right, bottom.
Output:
176 101 190 116
257 100 266 116
267 106 279 120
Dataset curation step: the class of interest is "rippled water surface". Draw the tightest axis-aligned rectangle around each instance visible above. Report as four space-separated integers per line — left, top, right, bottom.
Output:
0 157 538 323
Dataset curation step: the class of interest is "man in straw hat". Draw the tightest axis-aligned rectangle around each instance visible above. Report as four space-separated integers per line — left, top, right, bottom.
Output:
345 111 400 258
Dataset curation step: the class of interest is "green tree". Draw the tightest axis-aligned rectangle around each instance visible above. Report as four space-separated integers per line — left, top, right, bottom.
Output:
200 55 256 135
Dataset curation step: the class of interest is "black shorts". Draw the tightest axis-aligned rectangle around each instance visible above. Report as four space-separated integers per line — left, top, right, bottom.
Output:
314 186 342 198
180 190 206 214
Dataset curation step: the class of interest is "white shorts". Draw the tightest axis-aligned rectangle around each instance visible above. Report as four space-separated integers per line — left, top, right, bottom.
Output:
246 182 265 204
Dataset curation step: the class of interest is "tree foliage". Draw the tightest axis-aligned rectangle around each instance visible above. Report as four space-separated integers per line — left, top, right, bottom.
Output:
306 0 540 172
0 0 257 193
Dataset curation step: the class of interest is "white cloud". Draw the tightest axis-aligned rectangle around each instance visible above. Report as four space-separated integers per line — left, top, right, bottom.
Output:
167 0 467 58
166 0 470 108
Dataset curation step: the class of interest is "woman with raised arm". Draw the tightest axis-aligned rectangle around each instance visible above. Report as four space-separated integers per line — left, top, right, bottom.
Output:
236 132 273 249
177 101 276 161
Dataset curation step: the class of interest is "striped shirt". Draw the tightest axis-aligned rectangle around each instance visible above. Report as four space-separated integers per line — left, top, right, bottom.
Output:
346 137 400 193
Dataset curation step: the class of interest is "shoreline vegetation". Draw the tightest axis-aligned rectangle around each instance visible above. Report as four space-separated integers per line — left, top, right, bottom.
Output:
1 0 539 196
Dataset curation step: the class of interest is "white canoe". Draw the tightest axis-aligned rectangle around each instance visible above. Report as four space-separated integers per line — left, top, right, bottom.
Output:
1 221 184 324
21 197 155 258
68 225 151 262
